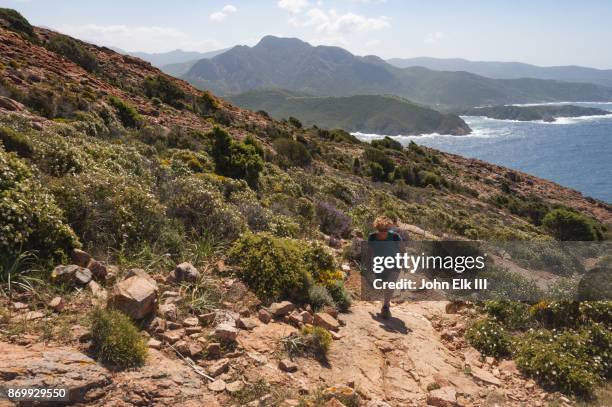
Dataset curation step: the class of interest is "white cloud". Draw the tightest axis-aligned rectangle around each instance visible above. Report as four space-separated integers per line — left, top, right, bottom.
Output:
56 24 222 53
278 0 310 14
424 31 444 44
290 8 390 35
209 4 237 22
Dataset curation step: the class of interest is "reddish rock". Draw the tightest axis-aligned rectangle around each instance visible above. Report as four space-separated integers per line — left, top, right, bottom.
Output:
426 386 457 407
71 249 91 268
268 301 295 317
207 358 230 377
48 296 64 312
215 324 238 342
279 358 298 373
314 312 340 331
109 270 158 320
258 309 272 323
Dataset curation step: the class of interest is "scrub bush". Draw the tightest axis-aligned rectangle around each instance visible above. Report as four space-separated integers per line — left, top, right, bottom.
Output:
228 232 312 303
465 317 512 358
90 308 147 368
0 147 78 263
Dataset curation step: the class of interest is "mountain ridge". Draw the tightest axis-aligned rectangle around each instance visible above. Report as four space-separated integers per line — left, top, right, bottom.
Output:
182 36 612 109
388 56 612 87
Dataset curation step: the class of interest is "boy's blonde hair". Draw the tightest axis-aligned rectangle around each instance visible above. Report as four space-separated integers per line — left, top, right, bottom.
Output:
373 216 394 232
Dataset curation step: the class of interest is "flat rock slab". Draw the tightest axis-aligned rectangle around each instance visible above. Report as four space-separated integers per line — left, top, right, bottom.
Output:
0 342 111 404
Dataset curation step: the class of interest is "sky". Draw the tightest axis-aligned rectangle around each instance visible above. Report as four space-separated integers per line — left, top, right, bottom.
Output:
2 0 612 68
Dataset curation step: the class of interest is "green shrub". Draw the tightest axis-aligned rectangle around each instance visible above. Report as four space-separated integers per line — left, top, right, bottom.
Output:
228 232 313 303
300 326 332 356
52 171 164 250
317 128 361 144
363 147 394 181
418 170 443 188
465 317 512 358
90 308 147 368
0 126 33 157
26 87 57 118
108 96 142 128
302 244 336 280
143 75 186 108
369 162 385 181
371 136 402 151
165 176 245 241
0 147 79 263
195 91 218 115
543 208 599 241
308 285 335 311
0 8 35 40
288 116 303 128
515 328 605 396
273 138 312 167
47 34 99 72
211 127 264 188
530 301 581 329
484 300 532 330
326 280 352 312
284 326 332 358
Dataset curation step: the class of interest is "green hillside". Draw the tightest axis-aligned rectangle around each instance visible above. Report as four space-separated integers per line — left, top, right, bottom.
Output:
228 90 471 135
461 104 611 122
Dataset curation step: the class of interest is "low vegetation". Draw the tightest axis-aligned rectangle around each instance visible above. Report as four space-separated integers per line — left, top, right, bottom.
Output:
467 300 612 397
90 308 147 368
46 34 99 72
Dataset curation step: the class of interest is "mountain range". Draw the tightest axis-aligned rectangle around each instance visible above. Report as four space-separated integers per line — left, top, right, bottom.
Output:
228 89 471 135
181 36 612 109
387 57 612 88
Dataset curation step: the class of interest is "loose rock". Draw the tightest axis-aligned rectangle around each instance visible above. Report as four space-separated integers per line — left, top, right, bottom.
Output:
215 323 238 342
427 386 457 407
48 296 64 312
108 270 158 320
279 358 298 373
314 312 340 331
269 301 295 317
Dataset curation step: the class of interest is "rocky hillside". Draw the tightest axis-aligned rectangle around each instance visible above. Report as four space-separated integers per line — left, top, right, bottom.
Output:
1 9 611 407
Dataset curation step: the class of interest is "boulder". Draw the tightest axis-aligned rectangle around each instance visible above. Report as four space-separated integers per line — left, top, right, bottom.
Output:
206 342 222 358
109 270 158 320
470 366 502 386
199 312 216 325
300 310 313 324
236 317 260 330
208 379 226 392
171 262 200 283
279 358 298 373
75 267 93 285
48 296 64 312
162 329 184 344
258 308 272 323
426 386 457 407
215 323 238 342
314 312 340 331
269 301 295 317
159 303 178 321
0 96 25 111
87 259 109 280
51 265 87 284
147 338 162 349
367 402 392 407
183 317 200 327
208 358 230 377
226 380 244 393
71 249 91 268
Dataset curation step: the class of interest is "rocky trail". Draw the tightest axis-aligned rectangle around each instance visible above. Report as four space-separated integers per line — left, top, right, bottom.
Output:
0 298 570 407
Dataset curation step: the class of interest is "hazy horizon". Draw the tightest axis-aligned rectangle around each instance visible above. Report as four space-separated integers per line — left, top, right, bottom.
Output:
1 0 612 69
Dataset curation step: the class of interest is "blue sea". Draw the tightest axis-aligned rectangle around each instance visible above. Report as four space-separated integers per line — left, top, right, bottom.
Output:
354 102 612 203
